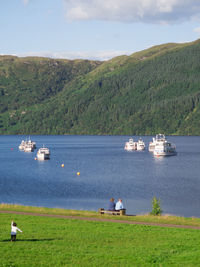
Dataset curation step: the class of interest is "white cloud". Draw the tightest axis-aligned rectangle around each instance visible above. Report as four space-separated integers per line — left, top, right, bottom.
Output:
15 50 132 61
63 0 200 24
194 26 200 34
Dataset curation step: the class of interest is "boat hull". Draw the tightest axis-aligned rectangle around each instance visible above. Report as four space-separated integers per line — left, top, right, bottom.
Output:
148 144 155 152
37 153 50 160
124 144 137 151
137 145 145 151
36 147 50 160
154 151 177 157
24 146 34 152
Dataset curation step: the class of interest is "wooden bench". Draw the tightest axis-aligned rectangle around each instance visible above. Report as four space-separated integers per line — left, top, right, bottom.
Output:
98 208 126 216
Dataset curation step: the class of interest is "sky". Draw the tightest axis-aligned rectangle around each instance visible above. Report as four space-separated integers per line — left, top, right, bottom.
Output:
1 0 200 61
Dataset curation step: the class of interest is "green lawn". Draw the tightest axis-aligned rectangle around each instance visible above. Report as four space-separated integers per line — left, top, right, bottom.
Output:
1 212 200 266
1 204 200 227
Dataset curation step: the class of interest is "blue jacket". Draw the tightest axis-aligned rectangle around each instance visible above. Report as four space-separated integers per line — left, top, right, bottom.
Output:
108 201 116 211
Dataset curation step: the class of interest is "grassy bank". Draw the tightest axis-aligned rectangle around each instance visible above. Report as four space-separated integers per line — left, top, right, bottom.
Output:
1 208 200 266
1 204 200 227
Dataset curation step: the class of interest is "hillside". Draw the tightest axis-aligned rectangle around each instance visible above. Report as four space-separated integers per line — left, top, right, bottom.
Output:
0 39 200 135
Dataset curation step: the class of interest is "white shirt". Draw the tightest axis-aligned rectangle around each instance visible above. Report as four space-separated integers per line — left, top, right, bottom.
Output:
11 223 22 235
115 201 124 210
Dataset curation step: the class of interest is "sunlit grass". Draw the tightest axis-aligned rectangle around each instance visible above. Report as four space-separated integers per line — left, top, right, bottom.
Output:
1 204 200 227
1 211 200 266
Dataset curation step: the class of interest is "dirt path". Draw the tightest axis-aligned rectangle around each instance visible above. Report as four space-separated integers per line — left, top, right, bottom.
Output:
1 210 200 230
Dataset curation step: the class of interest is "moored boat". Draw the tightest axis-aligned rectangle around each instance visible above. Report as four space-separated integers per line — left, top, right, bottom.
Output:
153 135 176 157
37 146 50 160
137 138 145 150
149 134 166 152
124 138 137 151
19 137 36 152
24 143 34 152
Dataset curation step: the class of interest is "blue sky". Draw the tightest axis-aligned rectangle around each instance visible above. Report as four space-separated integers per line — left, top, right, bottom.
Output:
1 0 200 60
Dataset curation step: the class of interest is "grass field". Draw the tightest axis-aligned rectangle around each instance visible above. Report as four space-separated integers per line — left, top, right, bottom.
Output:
1 203 200 227
1 206 200 266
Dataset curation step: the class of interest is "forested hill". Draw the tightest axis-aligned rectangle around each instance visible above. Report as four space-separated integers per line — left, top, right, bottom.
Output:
1 39 200 135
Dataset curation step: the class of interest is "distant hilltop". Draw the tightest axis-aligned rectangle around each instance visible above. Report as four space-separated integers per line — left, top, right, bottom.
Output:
1 39 200 135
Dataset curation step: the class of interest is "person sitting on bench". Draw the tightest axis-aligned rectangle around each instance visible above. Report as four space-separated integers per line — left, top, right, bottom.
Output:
115 199 124 210
108 198 116 211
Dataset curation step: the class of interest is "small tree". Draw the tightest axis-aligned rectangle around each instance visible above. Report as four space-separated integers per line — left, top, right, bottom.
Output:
150 197 162 216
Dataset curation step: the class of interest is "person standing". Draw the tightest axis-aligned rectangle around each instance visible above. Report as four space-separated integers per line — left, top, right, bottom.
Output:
115 199 124 210
11 221 22 241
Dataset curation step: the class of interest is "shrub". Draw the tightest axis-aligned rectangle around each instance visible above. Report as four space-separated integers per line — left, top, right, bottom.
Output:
150 197 163 216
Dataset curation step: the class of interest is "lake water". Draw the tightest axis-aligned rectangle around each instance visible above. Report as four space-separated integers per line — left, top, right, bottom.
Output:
0 135 200 217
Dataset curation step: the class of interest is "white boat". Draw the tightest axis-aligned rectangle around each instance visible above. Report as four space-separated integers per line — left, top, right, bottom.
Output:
149 134 166 152
153 135 176 157
124 138 137 151
27 139 36 150
149 137 156 151
19 140 26 150
19 137 36 152
24 144 34 152
137 138 145 150
37 146 50 160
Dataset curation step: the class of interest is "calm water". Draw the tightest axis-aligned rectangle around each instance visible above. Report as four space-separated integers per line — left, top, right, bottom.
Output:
0 135 200 217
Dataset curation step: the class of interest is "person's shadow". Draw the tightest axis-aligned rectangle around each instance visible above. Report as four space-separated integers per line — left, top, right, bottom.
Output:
1 238 62 242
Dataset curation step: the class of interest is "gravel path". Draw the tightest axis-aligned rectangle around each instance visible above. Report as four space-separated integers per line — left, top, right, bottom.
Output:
1 210 200 230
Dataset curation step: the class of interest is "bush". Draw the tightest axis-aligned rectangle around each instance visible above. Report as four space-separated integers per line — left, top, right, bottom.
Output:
150 197 163 216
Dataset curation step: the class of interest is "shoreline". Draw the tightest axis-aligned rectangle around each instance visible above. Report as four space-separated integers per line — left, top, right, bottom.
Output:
1 204 200 229
1 210 200 230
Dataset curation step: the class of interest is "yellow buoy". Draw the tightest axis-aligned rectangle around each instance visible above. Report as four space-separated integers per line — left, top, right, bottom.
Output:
77 172 80 176
61 164 64 167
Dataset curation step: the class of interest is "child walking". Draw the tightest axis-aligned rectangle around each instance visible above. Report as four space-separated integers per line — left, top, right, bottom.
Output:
11 221 22 241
